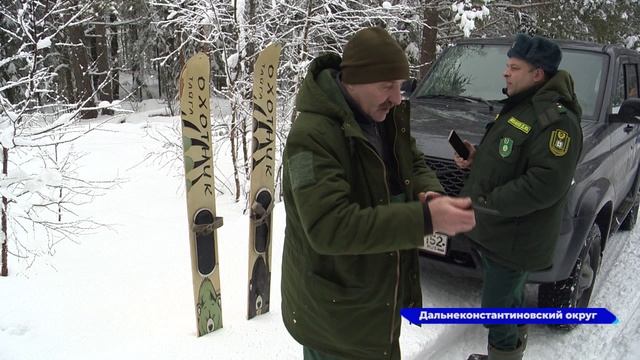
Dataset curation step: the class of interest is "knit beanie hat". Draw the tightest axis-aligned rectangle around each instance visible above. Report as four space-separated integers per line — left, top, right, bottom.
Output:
340 27 409 84
507 33 562 76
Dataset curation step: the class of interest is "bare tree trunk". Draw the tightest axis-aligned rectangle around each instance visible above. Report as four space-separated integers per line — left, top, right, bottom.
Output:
110 13 119 100
156 43 162 98
242 0 257 180
1 147 8 277
68 23 98 119
289 0 314 126
230 109 241 202
55 144 63 222
130 24 143 100
95 16 114 115
419 5 439 78
58 47 75 102
28 0 42 108
0 29 14 104
226 0 247 202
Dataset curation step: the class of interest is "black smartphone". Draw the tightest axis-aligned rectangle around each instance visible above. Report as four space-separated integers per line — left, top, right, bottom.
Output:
448 130 470 160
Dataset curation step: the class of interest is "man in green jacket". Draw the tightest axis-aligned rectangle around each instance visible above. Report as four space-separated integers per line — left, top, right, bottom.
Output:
281 27 477 359
455 34 583 360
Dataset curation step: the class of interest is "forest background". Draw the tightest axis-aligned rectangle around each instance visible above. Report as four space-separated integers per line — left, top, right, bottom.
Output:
1 0 639 274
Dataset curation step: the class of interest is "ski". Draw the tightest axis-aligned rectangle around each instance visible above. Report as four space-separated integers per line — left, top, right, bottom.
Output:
247 43 281 320
179 52 224 336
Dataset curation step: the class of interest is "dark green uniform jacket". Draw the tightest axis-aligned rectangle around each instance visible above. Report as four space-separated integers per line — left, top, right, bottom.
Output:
462 70 583 271
281 53 443 359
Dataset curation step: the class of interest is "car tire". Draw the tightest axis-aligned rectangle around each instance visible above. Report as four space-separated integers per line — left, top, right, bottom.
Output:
537 224 602 330
620 196 639 231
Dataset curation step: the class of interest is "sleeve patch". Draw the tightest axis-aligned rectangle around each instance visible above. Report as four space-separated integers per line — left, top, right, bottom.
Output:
288 151 316 190
549 129 571 157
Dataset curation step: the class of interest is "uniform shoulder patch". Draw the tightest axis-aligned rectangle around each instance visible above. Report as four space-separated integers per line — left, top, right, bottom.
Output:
507 117 531 134
288 151 316 190
499 137 514 158
549 129 571 157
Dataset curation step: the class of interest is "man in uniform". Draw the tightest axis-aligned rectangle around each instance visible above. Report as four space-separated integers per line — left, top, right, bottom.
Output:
454 34 583 360
281 27 476 359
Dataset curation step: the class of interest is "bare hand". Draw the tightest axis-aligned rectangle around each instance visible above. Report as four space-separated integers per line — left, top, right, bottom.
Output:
428 196 476 235
454 140 476 169
418 191 443 204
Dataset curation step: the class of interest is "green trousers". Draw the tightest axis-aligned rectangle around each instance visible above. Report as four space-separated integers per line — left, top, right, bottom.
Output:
480 256 529 351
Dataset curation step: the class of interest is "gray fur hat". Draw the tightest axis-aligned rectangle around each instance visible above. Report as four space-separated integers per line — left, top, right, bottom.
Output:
507 33 562 76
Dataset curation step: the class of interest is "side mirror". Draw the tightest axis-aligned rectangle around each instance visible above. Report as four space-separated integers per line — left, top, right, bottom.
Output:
401 77 418 98
610 98 640 123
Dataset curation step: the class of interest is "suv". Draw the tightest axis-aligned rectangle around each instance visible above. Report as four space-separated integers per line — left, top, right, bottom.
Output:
408 37 640 311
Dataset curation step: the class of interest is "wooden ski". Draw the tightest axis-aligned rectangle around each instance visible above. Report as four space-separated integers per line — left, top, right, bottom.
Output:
247 43 281 320
179 52 224 336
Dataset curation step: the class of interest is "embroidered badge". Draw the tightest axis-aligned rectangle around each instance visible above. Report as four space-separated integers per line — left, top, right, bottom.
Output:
507 117 531 134
499 137 514 158
549 129 571 157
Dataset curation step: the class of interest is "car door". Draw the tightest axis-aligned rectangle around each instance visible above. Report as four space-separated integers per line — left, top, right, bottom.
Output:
610 58 640 206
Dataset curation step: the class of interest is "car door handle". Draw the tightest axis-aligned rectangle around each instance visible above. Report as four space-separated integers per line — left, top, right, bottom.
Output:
624 124 634 133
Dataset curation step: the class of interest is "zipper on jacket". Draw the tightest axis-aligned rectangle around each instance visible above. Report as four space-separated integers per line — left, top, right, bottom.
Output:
390 250 400 345
389 110 402 345
361 140 397 348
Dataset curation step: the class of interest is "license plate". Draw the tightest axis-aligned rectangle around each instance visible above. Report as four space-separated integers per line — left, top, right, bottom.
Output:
422 233 448 256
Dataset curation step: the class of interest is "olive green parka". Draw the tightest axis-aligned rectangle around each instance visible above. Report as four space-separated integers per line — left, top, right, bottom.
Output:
462 70 583 271
281 53 443 359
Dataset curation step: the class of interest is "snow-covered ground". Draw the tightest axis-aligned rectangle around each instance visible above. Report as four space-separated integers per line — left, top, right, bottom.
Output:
1 101 639 359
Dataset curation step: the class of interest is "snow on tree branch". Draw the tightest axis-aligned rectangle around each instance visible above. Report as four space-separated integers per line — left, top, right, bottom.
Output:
0 0 122 274
452 0 491 37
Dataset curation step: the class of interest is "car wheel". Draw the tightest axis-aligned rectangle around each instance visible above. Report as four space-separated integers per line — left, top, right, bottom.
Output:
620 196 639 231
537 224 602 330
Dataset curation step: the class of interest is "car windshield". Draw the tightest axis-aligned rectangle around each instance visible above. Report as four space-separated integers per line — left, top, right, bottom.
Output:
414 44 607 119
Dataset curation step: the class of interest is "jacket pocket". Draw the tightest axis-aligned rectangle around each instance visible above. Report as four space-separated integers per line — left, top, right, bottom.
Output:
306 271 367 306
476 215 519 261
305 270 390 355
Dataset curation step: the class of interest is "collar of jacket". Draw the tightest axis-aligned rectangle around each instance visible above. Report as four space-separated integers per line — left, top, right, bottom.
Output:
532 70 582 120
296 53 364 141
499 84 542 116
498 70 582 121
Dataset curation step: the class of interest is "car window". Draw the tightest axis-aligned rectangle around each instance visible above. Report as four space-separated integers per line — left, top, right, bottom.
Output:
561 51 606 119
612 66 625 110
626 64 638 98
612 63 639 114
415 44 606 120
